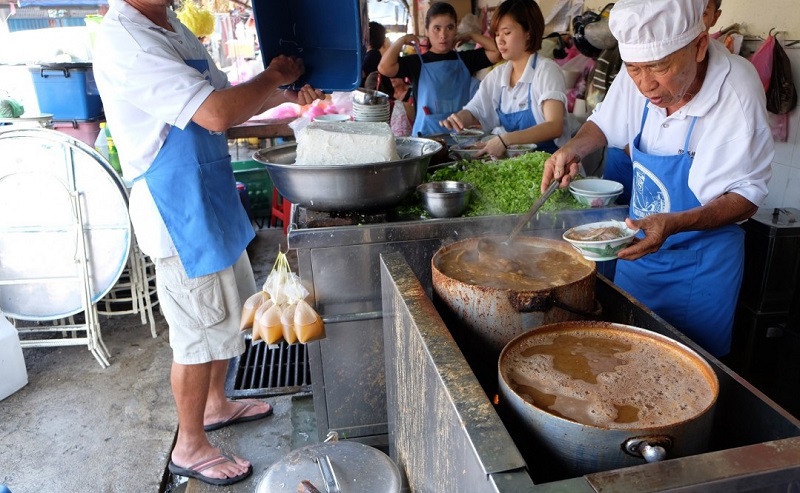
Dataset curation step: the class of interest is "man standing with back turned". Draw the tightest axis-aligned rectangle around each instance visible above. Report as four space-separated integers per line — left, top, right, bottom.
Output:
93 0 322 486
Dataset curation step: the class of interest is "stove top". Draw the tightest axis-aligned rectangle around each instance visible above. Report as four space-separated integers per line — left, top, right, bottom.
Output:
292 205 423 229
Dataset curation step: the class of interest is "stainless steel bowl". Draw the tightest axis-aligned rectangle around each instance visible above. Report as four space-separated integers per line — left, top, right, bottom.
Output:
417 181 473 218
253 138 442 211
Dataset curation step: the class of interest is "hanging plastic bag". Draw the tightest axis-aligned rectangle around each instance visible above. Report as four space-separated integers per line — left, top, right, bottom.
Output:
260 249 323 344
748 35 775 92
259 302 284 345
766 39 797 115
294 299 325 343
281 304 298 344
240 291 268 330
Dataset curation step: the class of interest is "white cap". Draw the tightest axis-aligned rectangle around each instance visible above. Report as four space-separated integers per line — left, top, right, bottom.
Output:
609 0 705 63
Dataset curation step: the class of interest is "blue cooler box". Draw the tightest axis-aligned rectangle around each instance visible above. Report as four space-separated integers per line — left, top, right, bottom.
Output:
29 63 104 120
252 0 362 92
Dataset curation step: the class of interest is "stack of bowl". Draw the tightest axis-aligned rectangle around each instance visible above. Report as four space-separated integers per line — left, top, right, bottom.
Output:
352 88 390 124
568 178 623 207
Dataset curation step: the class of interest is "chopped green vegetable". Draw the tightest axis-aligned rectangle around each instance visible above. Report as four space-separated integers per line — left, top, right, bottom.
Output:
426 152 584 216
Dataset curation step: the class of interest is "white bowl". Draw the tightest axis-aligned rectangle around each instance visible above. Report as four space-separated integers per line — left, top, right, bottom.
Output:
450 145 486 160
569 179 623 207
506 143 537 157
449 128 485 147
562 220 638 261
569 178 624 195
313 114 351 123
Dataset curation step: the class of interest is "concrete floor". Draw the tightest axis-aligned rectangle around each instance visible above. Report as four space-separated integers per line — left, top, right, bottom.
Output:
0 227 319 493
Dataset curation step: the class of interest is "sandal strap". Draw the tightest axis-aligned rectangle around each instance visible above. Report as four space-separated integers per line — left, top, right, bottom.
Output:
189 452 236 473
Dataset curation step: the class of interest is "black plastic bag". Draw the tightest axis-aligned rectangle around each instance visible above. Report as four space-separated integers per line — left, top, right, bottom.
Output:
766 40 797 115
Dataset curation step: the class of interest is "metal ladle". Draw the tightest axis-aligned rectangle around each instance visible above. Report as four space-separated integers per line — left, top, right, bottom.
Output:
502 180 560 245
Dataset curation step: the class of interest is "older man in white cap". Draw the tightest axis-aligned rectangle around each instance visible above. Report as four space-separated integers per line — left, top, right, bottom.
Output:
542 0 773 358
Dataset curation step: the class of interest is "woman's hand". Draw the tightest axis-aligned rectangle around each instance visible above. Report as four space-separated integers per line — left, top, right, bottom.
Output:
401 34 421 47
475 136 506 159
440 113 466 132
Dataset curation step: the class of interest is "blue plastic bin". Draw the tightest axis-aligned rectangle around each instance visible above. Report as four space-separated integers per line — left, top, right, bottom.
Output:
252 0 362 92
29 63 104 120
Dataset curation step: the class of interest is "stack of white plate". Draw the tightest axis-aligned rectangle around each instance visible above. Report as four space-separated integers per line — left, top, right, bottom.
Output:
352 100 390 123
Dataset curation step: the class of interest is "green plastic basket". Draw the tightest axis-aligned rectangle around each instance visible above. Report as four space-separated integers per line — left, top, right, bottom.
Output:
233 160 273 218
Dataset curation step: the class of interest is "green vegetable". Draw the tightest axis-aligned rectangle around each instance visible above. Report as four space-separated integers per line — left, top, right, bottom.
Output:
426 152 584 216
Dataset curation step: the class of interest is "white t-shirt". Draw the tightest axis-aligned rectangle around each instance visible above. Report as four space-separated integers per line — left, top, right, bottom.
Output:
463 54 569 147
93 1 228 258
589 40 773 206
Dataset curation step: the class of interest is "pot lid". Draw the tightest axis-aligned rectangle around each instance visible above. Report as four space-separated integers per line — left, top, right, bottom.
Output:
256 440 401 493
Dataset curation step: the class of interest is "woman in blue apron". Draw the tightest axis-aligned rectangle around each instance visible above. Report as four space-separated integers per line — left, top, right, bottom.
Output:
614 105 744 357
377 1 500 136
439 0 567 157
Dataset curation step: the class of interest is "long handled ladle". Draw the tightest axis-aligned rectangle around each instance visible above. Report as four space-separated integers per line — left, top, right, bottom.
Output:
502 180 560 246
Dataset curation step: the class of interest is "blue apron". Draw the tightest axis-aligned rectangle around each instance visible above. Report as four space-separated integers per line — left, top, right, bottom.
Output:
614 105 744 357
412 50 472 136
496 53 558 154
133 58 254 279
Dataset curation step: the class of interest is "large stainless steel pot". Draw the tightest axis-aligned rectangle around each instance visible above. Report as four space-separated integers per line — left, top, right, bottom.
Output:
431 236 598 362
253 137 442 211
498 321 719 476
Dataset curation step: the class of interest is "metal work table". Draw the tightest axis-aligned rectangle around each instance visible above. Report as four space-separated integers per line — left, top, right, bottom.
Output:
287 206 627 445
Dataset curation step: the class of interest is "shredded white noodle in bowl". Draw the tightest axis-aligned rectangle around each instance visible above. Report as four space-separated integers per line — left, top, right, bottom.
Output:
562 220 638 262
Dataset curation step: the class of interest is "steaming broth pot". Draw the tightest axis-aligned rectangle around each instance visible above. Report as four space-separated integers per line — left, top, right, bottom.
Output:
498 321 719 475
431 236 598 366
435 238 593 291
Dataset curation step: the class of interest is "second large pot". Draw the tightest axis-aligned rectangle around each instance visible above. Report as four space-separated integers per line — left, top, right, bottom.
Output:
431 236 598 365
498 321 719 476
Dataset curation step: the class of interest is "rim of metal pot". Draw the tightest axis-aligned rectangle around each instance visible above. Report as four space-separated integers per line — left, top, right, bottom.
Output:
497 320 720 431
253 137 443 169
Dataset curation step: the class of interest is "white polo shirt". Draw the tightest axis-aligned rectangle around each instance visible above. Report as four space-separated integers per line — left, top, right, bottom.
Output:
93 0 229 259
589 40 773 206
463 54 569 147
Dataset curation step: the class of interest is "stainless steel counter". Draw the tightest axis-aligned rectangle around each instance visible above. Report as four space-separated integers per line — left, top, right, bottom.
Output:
380 252 800 492
287 206 627 443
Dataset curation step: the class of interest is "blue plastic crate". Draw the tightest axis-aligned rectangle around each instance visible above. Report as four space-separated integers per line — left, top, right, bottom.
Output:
29 63 103 120
252 0 362 92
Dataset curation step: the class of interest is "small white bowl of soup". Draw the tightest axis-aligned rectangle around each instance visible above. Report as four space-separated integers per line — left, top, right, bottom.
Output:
563 220 638 261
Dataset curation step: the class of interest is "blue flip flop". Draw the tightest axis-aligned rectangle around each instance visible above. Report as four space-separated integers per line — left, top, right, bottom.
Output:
203 401 273 432
168 452 252 486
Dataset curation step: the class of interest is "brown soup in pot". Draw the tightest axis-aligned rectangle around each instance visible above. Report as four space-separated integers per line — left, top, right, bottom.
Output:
434 239 594 291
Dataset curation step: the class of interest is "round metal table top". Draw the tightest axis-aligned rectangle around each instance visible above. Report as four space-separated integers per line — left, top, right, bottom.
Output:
0 128 131 320
256 440 401 493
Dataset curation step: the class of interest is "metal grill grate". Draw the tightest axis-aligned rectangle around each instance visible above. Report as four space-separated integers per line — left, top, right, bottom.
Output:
225 337 312 398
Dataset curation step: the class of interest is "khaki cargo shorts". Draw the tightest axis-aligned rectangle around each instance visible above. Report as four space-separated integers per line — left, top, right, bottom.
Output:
155 252 257 365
